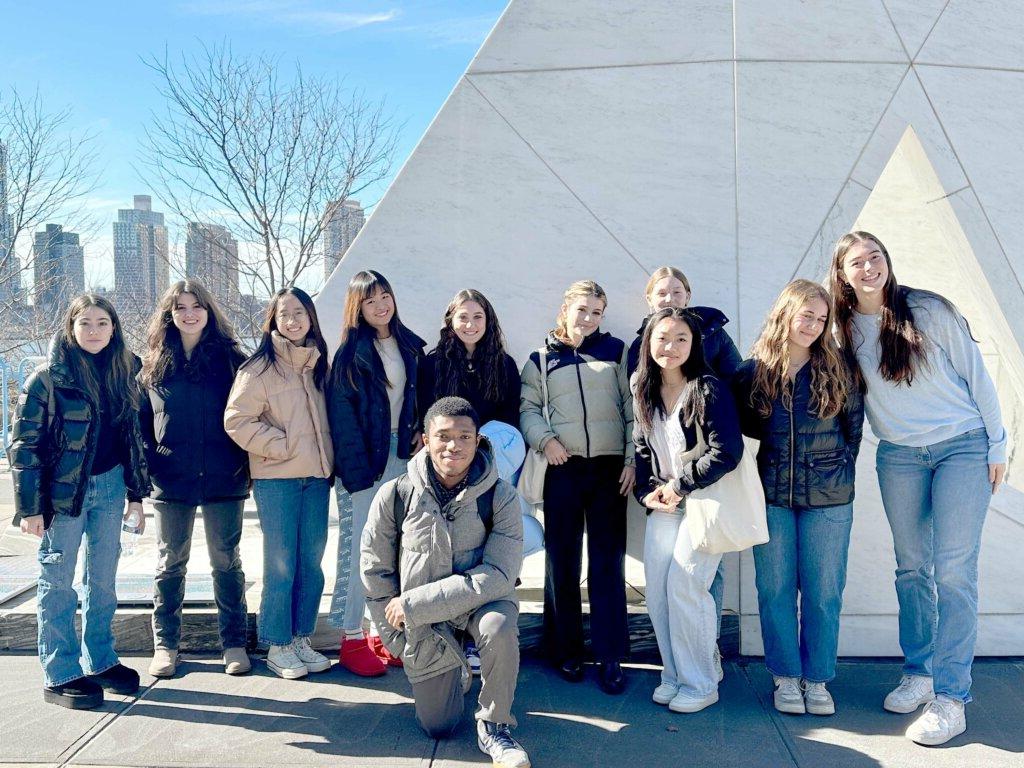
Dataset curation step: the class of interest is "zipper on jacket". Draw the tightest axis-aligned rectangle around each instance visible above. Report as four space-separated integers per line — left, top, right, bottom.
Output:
787 385 795 508
573 349 591 456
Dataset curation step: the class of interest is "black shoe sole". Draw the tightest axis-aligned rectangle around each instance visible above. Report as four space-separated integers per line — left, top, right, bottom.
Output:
558 665 585 683
90 677 140 695
43 687 104 710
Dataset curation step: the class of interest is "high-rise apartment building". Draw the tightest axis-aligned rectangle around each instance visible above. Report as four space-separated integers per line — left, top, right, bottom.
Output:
185 222 240 308
321 198 365 279
0 142 19 305
113 195 168 313
33 224 84 311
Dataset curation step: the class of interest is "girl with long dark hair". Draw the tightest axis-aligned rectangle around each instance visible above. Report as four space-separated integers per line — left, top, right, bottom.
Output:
140 279 251 678
732 280 863 716
327 270 426 676
224 287 333 680
520 279 634 695
829 231 1005 746
11 293 150 709
632 307 743 714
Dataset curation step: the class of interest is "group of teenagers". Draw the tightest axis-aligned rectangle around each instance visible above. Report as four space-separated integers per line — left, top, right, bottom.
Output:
9 229 1006 767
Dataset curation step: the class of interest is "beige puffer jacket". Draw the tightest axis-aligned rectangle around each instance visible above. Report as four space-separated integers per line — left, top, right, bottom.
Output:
224 332 333 479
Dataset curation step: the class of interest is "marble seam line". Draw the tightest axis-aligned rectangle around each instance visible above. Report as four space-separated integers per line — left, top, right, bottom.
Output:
468 58 916 77
908 0 952 61
463 75 649 275
732 0 741 342
912 66 1024 295
878 0 914 62
785 65 911 283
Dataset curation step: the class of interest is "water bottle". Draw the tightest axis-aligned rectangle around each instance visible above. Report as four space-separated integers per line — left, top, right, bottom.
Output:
121 506 143 557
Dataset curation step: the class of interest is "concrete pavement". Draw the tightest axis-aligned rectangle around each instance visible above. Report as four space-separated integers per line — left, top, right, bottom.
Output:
2 653 1023 767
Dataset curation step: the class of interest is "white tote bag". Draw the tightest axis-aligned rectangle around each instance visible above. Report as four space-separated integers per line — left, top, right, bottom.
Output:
684 430 768 555
516 349 549 506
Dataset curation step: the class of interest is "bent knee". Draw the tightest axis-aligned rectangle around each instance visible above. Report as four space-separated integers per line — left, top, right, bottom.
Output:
418 712 460 739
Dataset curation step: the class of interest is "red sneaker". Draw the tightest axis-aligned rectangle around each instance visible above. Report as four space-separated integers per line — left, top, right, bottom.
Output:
338 637 387 677
369 634 404 668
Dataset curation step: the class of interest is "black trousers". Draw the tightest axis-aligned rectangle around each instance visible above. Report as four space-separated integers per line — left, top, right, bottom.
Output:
542 455 628 664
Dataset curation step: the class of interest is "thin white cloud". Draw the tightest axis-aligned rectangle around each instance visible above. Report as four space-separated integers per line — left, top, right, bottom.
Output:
178 1 400 33
393 13 496 47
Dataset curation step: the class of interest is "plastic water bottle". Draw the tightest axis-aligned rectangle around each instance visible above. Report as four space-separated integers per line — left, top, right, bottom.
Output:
121 507 143 557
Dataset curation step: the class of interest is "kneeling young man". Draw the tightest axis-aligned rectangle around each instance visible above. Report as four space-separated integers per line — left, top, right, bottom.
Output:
361 396 530 767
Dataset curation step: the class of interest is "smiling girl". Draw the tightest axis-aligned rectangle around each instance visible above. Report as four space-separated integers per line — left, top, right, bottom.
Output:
520 279 634 695
830 231 1006 746
732 280 863 717
326 270 426 676
224 287 333 680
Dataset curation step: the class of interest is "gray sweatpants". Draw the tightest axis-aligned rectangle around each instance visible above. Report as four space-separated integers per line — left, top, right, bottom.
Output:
411 600 519 738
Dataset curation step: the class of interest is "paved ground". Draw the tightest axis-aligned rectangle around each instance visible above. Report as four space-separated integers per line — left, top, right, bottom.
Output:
2 654 1023 768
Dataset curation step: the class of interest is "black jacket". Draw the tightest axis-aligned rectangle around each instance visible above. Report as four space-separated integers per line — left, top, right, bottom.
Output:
328 324 426 494
10 334 151 528
139 342 250 505
417 349 521 427
627 306 743 380
731 359 864 509
633 374 743 507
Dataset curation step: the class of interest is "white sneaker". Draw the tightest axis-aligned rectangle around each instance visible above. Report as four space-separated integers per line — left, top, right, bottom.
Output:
652 682 678 705
149 648 177 678
291 637 331 673
477 720 531 768
668 688 719 713
465 639 482 677
883 674 935 714
266 644 307 679
906 696 966 746
773 676 806 714
802 680 835 716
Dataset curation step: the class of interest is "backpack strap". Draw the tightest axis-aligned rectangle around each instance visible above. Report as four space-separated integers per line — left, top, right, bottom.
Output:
391 472 498 544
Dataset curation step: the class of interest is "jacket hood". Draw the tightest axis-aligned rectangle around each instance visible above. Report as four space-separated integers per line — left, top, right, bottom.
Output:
46 332 88 390
406 435 498 503
634 305 731 337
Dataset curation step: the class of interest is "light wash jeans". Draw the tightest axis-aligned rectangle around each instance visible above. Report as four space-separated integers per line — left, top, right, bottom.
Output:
36 466 126 686
752 503 853 682
252 477 330 645
643 510 722 697
329 433 406 632
876 427 991 703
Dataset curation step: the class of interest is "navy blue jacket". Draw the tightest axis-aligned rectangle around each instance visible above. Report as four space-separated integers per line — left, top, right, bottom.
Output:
627 306 743 381
731 359 864 508
327 325 426 494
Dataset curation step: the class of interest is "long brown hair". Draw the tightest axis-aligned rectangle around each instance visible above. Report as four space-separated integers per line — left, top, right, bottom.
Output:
749 279 849 419
432 289 510 403
140 279 241 388
552 280 607 344
60 293 139 422
633 308 708 434
242 287 328 389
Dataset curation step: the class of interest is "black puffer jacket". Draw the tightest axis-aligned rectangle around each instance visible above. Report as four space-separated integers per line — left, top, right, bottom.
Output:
327 324 426 494
417 349 521 427
627 306 743 380
10 334 151 528
633 374 743 507
731 359 864 508
139 341 249 505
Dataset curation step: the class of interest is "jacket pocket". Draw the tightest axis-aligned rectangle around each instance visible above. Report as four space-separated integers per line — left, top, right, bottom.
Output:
804 448 854 505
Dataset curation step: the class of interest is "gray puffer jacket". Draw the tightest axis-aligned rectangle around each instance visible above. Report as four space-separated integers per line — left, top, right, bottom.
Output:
360 444 523 683
519 330 634 464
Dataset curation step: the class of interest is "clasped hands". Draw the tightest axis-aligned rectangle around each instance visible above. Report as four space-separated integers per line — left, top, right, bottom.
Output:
642 482 685 512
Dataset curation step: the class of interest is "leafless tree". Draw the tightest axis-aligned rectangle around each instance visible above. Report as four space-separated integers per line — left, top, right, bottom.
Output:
139 42 400 326
0 88 99 355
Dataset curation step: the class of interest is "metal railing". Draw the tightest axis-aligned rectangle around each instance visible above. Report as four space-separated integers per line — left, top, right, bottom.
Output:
0 356 40 461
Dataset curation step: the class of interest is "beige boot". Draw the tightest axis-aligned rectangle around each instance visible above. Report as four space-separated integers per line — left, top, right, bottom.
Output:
223 647 251 675
149 648 178 678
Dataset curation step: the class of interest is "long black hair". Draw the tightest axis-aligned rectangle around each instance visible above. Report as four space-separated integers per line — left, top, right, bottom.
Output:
338 270 417 390
432 289 510 403
633 307 709 433
242 287 328 390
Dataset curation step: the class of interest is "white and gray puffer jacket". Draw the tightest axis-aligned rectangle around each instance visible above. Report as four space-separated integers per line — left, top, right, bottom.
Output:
360 443 523 683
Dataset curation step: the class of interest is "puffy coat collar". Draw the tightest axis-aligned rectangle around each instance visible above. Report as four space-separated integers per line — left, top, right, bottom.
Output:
406 437 498 504
351 323 426 367
545 328 611 355
270 331 320 372
45 332 96 395
634 305 730 337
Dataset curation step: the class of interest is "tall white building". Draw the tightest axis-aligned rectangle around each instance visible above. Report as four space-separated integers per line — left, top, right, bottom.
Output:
321 198 365 280
113 195 168 314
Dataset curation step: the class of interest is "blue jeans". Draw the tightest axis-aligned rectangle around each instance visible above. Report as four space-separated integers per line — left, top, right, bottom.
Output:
876 428 991 703
37 466 126 687
253 477 330 646
752 503 853 682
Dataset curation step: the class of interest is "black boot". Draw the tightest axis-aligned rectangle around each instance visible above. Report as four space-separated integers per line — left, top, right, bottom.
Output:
558 658 585 683
43 676 104 709
597 661 625 695
89 663 140 695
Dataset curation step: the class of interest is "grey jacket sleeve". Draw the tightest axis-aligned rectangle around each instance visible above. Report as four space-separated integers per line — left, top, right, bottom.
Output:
400 482 524 629
519 355 556 452
359 479 405 651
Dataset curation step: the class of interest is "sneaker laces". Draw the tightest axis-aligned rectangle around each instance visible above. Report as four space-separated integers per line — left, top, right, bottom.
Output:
776 678 801 698
801 681 827 696
485 722 521 753
921 697 961 723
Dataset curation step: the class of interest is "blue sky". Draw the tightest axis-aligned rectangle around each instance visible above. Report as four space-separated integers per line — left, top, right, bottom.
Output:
2 0 507 286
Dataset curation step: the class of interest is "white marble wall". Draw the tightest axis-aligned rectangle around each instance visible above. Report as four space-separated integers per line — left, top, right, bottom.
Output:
317 1 1024 655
